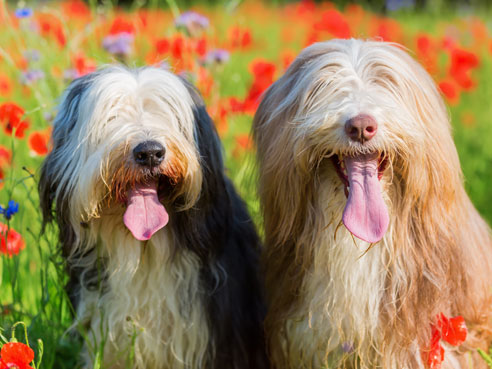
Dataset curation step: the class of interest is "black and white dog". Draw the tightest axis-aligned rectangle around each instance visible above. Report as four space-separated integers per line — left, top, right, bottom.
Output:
39 66 268 369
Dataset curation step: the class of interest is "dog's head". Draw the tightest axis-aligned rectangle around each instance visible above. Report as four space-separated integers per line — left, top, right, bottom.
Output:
40 66 221 246
253 39 463 244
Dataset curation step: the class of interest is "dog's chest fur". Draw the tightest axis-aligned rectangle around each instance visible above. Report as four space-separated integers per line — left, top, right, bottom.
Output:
281 174 468 369
284 174 391 367
77 215 210 369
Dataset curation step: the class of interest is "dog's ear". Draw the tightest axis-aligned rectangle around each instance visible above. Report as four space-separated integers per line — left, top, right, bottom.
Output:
39 73 96 253
381 44 462 201
179 78 226 193
252 47 324 250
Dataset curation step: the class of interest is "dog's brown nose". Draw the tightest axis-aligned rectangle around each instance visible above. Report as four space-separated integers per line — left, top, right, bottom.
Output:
345 114 378 143
133 141 165 168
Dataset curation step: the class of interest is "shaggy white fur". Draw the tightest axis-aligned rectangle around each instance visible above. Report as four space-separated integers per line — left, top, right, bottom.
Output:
78 215 209 369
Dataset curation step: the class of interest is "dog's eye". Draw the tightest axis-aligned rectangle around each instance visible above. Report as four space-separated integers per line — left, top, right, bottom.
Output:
370 64 398 87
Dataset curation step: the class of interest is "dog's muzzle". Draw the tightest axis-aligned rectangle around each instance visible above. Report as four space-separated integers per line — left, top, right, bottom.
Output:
344 114 378 144
133 140 166 168
330 114 389 243
122 140 169 241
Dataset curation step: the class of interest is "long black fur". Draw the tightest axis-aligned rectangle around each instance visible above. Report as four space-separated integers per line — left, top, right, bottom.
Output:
39 68 269 369
39 72 102 308
175 81 269 369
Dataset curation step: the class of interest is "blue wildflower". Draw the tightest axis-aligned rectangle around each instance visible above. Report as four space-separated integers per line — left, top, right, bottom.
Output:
341 341 354 353
63 68 79 81
204 49 230 65
0 200 19 220
102 33 134 57
175 11 209 37
159 61 171 70
386 0 415 11
21 69 45 85
23 49 41 62
15 8 33 18
43 111 55 123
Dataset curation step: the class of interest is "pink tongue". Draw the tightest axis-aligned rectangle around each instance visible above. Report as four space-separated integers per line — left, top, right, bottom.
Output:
342 153 389 243
123 181 169 241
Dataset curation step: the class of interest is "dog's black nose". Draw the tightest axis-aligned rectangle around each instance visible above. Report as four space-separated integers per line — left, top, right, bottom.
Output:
133 141 166 168
345 114 378 143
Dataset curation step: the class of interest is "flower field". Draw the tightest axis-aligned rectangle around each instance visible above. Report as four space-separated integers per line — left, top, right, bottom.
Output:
1 0 492 367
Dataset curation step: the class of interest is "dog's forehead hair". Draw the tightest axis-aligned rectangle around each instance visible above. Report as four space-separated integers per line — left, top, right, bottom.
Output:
55 67 201 151
290 41 441 126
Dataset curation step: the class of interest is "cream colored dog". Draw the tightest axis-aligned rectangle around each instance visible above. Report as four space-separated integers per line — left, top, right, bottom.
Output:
253 39 492 369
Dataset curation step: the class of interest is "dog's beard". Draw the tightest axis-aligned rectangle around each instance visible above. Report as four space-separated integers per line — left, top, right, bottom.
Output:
106 156 183 242
331 152 389 243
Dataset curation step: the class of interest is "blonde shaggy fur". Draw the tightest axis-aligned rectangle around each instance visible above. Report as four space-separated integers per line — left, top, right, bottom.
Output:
253 39 492 369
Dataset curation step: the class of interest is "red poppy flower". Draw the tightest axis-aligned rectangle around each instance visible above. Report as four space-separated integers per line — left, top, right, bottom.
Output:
0 102 29 138
441 36 456 51
314 9 351 39
448 47 479 91
155 38 170 55
228 97 244 113
416 34 432 56
416 34 437 74
72 53 96 77
37 13 66 47
438 80 460 106
195 38 207 57
370 17 402 43
240 29 252 48
294 0 316 18
427 327 445 369
208 101 229 136
436 313 467 346
304 31 320 47
171 35 185 61
251 60 276 80
0 342 34 369
232 134 254 158
242 60 276 112
197 67 213 98
236 134 253 150
62 0 90 18
28 129 51 156
229 26 252 49
0 146 11 167
0 74 12 96
0 146 11 188
145 38 171 65
427 314 467 369
0 223 25 256
109 16 135 35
